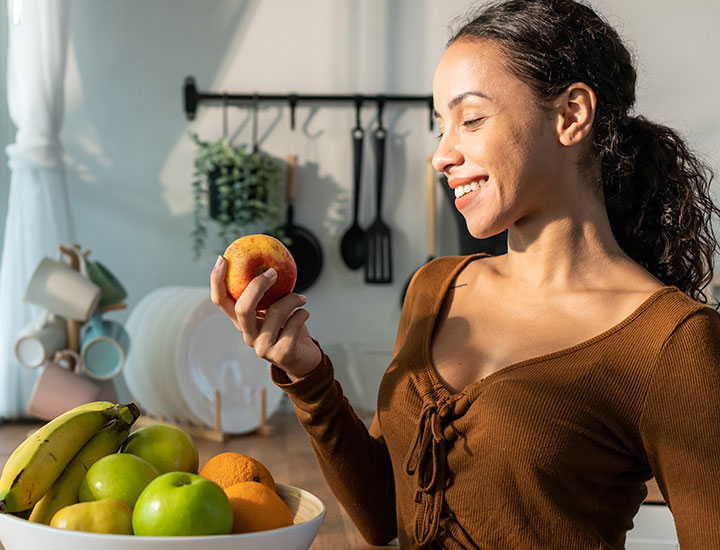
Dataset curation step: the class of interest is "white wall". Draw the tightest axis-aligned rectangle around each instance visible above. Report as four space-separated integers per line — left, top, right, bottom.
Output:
1 0 719 411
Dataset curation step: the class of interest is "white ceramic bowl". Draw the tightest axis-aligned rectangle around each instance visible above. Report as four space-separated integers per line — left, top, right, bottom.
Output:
0 483 325 550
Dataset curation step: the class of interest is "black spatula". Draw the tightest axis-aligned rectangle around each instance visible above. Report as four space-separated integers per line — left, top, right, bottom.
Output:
364 123 392 284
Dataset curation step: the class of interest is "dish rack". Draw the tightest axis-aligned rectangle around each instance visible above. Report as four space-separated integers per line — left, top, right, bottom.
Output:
133 388 273 443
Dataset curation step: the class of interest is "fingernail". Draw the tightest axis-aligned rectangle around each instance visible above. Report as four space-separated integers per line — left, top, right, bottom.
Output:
215 255 223 268
298 294 307 302
263 267 277 279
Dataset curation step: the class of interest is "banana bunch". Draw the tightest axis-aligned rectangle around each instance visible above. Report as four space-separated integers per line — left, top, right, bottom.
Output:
0 401 140 514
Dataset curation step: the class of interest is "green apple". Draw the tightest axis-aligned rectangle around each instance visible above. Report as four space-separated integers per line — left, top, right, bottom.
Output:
50 498 133 534
121 424 199 474
132 472 233 536
79 453 160 508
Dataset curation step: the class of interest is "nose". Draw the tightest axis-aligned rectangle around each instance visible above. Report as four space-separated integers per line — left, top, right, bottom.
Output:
432 133 463 174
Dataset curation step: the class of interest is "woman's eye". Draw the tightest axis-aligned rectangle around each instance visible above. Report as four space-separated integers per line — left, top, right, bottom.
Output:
463 117 485 128
435 132 444 141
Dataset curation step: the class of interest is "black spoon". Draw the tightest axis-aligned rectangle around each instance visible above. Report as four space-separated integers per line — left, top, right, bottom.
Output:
340 101 366 270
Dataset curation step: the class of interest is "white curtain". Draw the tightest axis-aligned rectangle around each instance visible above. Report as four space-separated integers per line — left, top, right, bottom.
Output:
0 0 74 419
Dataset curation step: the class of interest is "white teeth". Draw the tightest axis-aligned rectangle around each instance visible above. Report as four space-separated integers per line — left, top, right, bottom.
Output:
454 180 485 198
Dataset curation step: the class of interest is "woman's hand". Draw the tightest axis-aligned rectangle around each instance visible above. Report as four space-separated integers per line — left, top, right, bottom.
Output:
210 255 322 381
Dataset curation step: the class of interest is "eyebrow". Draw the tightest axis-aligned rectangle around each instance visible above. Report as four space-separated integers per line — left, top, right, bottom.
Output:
433 90 491 118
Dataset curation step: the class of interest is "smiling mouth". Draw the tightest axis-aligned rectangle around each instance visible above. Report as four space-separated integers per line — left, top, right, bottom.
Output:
454 179 486 199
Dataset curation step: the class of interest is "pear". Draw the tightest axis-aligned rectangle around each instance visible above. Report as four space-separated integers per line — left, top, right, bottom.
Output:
50 498 133 534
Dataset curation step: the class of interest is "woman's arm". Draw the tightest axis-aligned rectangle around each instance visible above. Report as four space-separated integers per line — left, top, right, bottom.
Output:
640 307 720 549
271 353 397 545
210 256 397 544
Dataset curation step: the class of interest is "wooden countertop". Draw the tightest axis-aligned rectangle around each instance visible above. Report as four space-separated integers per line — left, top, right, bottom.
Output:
0 407 664 549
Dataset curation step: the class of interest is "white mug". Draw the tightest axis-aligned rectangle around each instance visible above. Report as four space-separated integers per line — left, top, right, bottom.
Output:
14 311 67 368
24 252 101 321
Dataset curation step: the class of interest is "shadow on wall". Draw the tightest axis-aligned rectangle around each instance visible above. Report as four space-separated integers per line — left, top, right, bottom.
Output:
62 0 260 232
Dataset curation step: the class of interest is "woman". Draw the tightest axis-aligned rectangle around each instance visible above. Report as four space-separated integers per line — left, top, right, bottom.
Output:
211 0 720 548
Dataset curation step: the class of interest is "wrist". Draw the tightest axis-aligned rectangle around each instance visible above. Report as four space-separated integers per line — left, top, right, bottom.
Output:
287 342 323 382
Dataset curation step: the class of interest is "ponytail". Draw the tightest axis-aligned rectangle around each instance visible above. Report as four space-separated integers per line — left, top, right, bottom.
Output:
599 116 719 305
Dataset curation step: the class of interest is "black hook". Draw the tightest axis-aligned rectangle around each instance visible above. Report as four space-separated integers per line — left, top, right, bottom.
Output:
252 93 259 152
353 96 363 132
289 94 298 131
376 96 386 131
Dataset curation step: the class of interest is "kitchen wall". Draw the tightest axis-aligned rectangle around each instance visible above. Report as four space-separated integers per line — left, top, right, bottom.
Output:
1 0 719 411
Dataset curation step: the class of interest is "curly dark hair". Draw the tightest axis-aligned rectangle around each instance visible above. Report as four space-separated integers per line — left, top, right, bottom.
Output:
449 0 719 305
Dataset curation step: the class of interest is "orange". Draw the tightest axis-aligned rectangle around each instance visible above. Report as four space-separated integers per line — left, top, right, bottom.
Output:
198 452 276 491
224 481 294 533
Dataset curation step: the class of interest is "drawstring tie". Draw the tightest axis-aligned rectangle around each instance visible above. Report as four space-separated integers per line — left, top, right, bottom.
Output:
404 397 456 546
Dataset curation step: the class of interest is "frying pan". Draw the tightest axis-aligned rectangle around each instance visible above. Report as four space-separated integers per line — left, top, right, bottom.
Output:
282 155 323 292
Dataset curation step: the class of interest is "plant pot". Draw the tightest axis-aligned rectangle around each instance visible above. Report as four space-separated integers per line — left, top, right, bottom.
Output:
207 167 223 220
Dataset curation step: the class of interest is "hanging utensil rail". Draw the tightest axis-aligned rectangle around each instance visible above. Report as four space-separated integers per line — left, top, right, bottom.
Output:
183 76 435 130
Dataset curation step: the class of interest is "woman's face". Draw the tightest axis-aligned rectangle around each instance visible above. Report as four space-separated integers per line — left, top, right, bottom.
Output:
432 39 568 239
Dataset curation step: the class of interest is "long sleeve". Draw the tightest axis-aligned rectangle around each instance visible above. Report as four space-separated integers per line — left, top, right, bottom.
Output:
639 307 720 548
271 351 397 545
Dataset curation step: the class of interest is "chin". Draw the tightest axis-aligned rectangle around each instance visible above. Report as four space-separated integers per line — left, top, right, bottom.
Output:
464 219 507 240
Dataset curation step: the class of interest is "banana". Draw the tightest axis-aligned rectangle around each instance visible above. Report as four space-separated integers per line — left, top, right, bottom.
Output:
28 418 133 524
0 401 140 513
2 401 115 470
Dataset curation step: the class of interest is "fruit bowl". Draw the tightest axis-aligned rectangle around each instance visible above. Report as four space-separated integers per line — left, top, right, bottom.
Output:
0 484 325 550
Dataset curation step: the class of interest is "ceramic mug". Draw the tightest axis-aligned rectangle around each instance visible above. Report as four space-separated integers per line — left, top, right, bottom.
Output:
80 314 130 380
24 253 101 321
14 311 67 368
85 260 127 308
26 350 102 421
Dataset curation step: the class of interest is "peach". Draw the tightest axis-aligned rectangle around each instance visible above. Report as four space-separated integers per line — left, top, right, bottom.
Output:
223 235 297 310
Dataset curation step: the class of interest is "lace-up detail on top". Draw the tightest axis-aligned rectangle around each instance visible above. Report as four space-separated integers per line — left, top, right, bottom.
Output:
404 394 467 546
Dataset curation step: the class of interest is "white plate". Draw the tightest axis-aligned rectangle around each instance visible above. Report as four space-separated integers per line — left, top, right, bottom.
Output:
166 289 208 423
0 484 325 550
122 289 168 417
148 288 206 423
175 297 284 434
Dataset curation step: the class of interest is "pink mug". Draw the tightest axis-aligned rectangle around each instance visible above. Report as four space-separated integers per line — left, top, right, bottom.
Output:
26 350 102 420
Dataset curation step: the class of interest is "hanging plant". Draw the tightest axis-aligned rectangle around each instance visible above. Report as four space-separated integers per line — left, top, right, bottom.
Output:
190 134 285 259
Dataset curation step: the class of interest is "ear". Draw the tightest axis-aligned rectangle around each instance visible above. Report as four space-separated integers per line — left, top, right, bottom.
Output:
555 83 596 146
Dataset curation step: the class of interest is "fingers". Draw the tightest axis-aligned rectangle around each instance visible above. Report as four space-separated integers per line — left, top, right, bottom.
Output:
274 309 311 353
260 308 314 370
233 267 280 340
209 256 236 318
252 293 307 356
210 256 313 370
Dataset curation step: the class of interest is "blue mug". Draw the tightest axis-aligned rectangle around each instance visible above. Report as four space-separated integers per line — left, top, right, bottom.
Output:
80 314 130 380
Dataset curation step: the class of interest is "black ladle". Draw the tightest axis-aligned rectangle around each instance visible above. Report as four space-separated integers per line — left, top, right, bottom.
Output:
339 99 366 270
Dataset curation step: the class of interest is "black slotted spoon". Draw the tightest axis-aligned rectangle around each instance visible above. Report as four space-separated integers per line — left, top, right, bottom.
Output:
364 103 392 284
